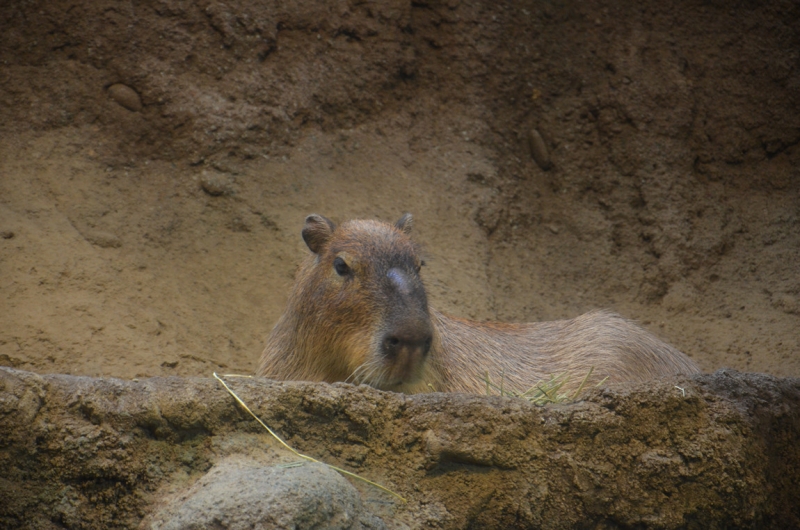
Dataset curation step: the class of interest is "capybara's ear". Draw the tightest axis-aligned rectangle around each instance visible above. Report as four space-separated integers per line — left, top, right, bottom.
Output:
302 214 336 254
395 213 413 234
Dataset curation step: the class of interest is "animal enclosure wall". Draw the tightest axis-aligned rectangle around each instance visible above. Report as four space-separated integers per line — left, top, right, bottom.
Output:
1 0 797 381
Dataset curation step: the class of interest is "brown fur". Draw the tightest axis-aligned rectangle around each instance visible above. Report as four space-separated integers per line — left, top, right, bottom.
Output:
257 214 700 395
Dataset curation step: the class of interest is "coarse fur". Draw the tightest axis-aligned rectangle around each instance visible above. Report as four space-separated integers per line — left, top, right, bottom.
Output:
258 214 701 395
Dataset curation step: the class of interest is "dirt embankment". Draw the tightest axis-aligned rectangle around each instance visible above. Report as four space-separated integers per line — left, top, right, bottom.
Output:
2 367 799 529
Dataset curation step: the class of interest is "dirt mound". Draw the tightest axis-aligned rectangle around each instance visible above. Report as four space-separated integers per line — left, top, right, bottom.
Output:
2 367 799 528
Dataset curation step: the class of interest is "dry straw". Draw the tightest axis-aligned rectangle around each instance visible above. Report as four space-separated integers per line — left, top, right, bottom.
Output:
213 372 407 503
483 368 608 405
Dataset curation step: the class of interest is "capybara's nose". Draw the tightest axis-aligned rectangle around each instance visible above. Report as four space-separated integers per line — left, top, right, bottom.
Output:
382 332 433 360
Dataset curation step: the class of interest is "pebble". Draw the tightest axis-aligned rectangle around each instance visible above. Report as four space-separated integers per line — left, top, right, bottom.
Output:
1 230 14 239
108 83 143 112
527 128 552 170
85 231 122 248
199 170 235 196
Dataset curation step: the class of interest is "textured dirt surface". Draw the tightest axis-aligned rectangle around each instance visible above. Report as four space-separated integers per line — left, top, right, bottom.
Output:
1 0 798 382
2 367 799 529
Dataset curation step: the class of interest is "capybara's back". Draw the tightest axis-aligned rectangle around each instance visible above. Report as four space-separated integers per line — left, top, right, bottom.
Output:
426 308 699 394
257 214 700 395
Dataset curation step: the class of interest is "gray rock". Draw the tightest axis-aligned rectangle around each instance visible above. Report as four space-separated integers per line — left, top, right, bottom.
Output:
146 457 386 530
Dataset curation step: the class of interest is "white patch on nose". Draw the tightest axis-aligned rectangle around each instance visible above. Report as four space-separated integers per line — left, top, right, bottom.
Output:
387 268 412 296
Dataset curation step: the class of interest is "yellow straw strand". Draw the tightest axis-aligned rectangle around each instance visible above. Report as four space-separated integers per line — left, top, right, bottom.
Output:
213 372 407 503
570 366 594 400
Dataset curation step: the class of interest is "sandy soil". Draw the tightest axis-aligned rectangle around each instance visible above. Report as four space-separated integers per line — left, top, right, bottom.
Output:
1 0 798 382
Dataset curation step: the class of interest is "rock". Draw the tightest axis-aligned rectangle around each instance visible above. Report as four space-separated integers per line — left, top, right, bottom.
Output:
199 170 235 196
527 128 552 170
84 231 122 248
108 83 143 112
145 458 386 530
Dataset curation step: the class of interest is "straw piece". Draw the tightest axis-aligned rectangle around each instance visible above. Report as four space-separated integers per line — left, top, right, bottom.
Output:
213 372 407 503
482 368 603 405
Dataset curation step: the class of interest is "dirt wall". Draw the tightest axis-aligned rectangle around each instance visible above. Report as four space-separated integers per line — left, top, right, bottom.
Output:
1 0 798 381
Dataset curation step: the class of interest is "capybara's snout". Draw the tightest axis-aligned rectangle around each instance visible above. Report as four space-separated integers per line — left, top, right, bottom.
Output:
380 323 433 360
379 265 433 382
378 321 433 385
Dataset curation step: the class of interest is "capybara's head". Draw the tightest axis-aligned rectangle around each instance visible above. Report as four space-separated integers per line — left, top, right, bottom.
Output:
289 213 433 390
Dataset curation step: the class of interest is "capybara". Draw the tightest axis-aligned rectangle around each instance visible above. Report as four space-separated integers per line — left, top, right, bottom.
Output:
257 214 700 395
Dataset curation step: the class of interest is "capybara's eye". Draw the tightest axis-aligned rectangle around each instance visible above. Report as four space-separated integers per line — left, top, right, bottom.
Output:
416 260 426 273
333 257 351 276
